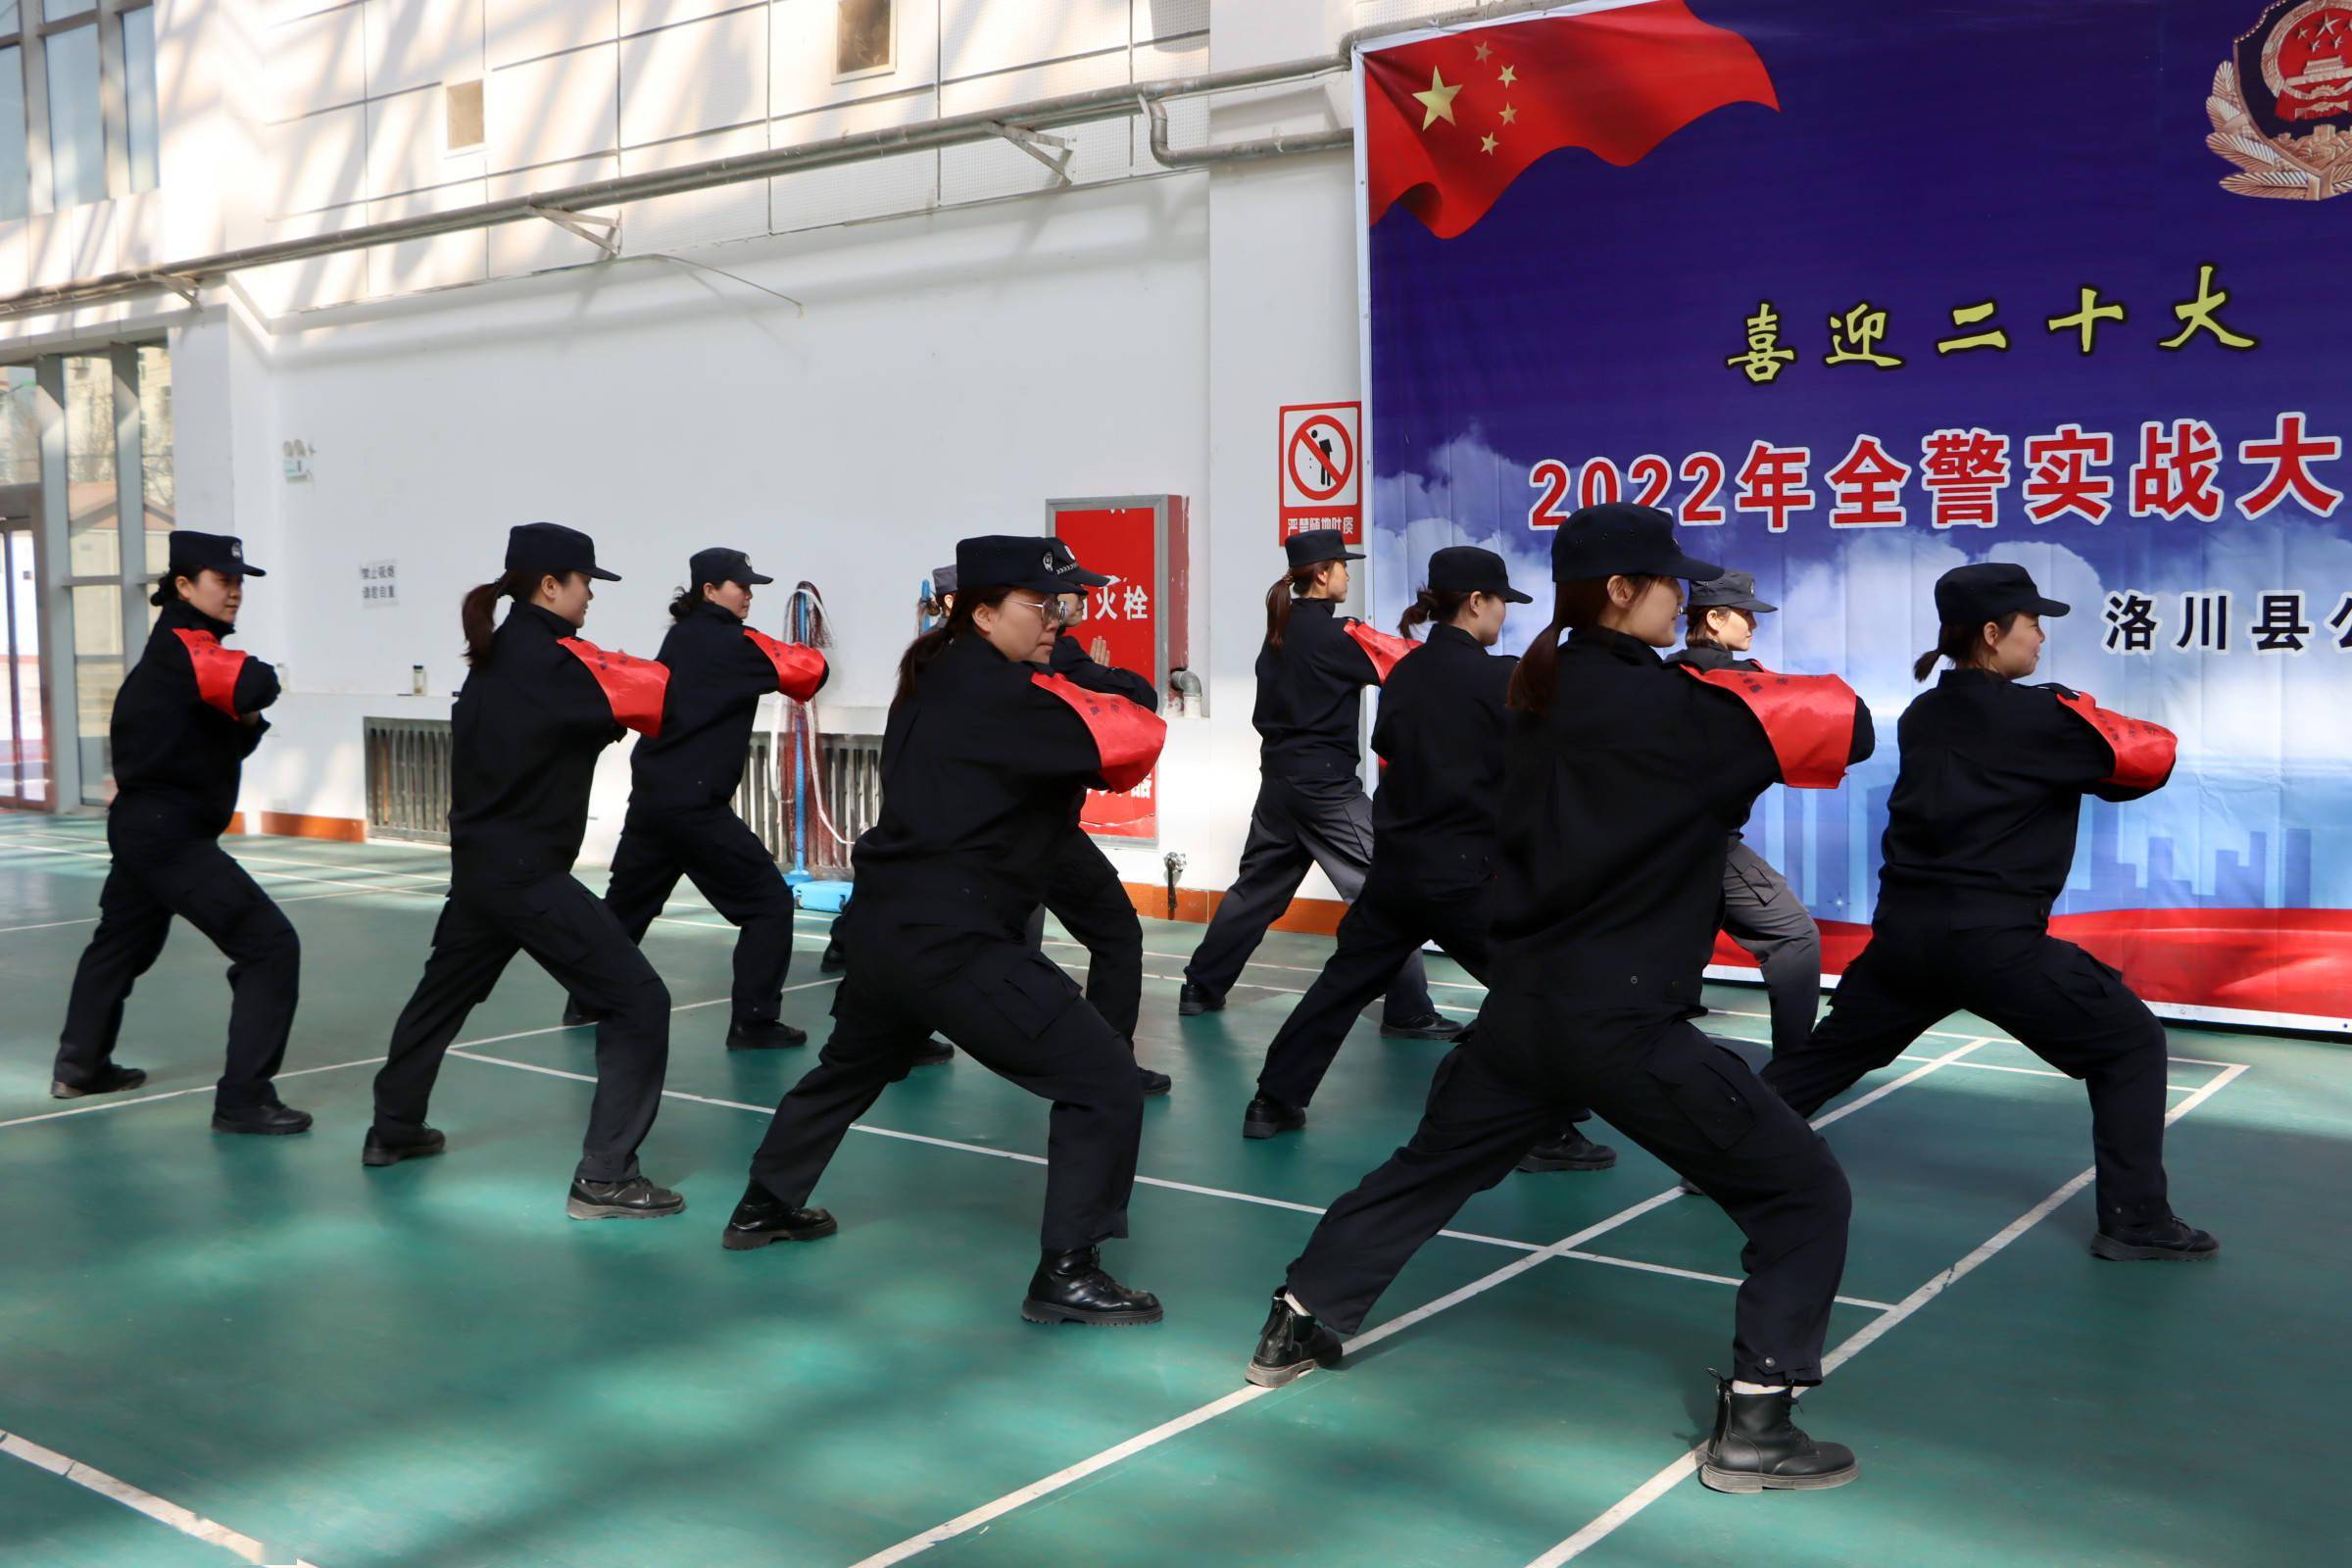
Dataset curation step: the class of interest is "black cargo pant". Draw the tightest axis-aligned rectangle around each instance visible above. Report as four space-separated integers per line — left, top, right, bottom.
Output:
1031 828 1144 1045
376 872 671 1183
56 824 300 1110
1184 763 1435 1025
1764 900 2172 1230
1288 993 1852 1387
1719 838 1823 1056
580 802 795 1028
751 906 1144 1251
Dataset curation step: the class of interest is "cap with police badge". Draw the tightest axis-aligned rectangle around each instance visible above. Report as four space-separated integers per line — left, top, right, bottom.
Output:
1934 563 2069 626
1284 528 1366 569
690 547 773 590
1687 568 1777 614
507 521 620 582
1427 544 1532 604
1549 503 1722 584
955 535 1083 595
930 563 958 597
170 530 266 579
1047 536 1111 589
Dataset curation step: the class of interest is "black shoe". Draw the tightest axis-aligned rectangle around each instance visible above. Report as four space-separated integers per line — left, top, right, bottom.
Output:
726 1018 808 1051
1241 1094 1306 1141
562 998 603 1029
1378 1013 1465 1042
912 1036 955 1066
211 1102 314 1137
720 1181 837 1250
1135 1063 1173 1098
362 1125 446 1167
1698 1375 1859 1494
1518 1127 1618 1172
1178 982 1224 1016
566 1175 685 1220
1246 1290 1344 1388
50 1063 147 1100
1020 1246 1163 1326
1677 1177 1704 1197
2090 1215 2219 1261
819 936 847 973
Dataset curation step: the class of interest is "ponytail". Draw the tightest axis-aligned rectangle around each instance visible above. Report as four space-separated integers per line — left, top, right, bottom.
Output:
667 584 702 622
461 568 541 666
1396 585 1473 638
1264 565 1330 651
891 584 1014 710
148 571 181 608
1913 612 2024 682
1506 574 1674 714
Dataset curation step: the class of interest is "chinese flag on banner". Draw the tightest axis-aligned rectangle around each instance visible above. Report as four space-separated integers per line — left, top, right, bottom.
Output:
1365 2 1777 239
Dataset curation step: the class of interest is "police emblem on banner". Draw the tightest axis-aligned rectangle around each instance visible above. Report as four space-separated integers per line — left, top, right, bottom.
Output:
2209 0 2352 200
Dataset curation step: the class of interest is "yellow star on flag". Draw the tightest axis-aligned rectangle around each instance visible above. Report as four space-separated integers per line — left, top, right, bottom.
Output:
1480 132 1499 154
1413 68 1463 129
1473 40 1493 62
1497 64 1519 87
1498 103 1518 124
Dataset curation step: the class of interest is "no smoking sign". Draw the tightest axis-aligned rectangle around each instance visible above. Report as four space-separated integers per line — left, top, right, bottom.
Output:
1277 401 1362 544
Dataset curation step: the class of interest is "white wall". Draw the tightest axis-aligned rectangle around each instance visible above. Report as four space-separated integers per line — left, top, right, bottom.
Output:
4 0 1471 907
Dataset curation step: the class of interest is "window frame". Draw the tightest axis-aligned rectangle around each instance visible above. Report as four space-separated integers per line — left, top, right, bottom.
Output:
0 0 159 219
831 0 898 85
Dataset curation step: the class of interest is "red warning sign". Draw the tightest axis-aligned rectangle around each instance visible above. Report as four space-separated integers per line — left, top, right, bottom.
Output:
1278 401 1362 544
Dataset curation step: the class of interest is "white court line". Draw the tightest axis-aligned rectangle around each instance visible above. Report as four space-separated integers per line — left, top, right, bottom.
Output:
0 875 454 935
1523 1060 2253 1565
0 1428 319 1567
843 1035 1994 1567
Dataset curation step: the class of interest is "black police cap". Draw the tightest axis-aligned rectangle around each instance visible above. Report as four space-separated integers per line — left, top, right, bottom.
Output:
956 535 1079 595
1549 503 1722 584
507 521 619 581
1284 528 1365 569
1426 544 1532 603
689 547 773 589
1048 536 1111 589
168 530 265 579
1934 563 2069 625
1687 568 1777 613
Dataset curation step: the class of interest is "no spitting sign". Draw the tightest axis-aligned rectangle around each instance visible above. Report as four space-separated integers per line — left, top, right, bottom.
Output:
1278 401 1362 544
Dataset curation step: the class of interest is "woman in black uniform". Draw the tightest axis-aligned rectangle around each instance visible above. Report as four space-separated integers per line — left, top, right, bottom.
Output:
1242 545 1614 1173
1664 570 1824 1058
1763 563 2214 1262
725 535 1169 1327
562 547 827 1050
1248 505 1876 1495
1179 529 1455 1040
53 531 309 1134
1032 561 1170 1097
368 523 686 1221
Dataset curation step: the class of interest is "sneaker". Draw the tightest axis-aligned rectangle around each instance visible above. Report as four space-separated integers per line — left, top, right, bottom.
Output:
50 1062 147 1100
1517 1127 1618 1172
1246 1290 1344 1388
1241 1095 1306 1141
1177 982 1224 1016
2090 1215 2219 1261
566 1175 686 1220
362 1125 447 1167
726 1019 808 1051
1377 1013 1465 1042
211 1102 314 1137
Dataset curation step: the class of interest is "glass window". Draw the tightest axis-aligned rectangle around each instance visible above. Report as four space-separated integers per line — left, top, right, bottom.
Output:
122 5 157 192
0 365 35 485
836 0 893 78
41 2 96 22
45 22 103 209
0 9 20 37
136 344 169 572
71 579 120 801
64 354 115 576
0 47 24 221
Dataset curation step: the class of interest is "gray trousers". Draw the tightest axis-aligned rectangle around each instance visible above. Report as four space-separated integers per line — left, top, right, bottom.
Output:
1720 838 1822 1056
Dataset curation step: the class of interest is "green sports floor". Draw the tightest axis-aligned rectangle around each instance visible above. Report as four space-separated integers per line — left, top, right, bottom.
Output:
1 812 2343 1568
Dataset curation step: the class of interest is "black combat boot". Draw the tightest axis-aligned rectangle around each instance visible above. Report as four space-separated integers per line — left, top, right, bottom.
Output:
1697 1373 1858 1494
1245 1290 1344 1388
1020 1246 1162 1326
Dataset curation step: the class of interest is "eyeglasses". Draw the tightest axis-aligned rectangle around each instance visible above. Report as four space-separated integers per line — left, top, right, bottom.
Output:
1004 593 1074 627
